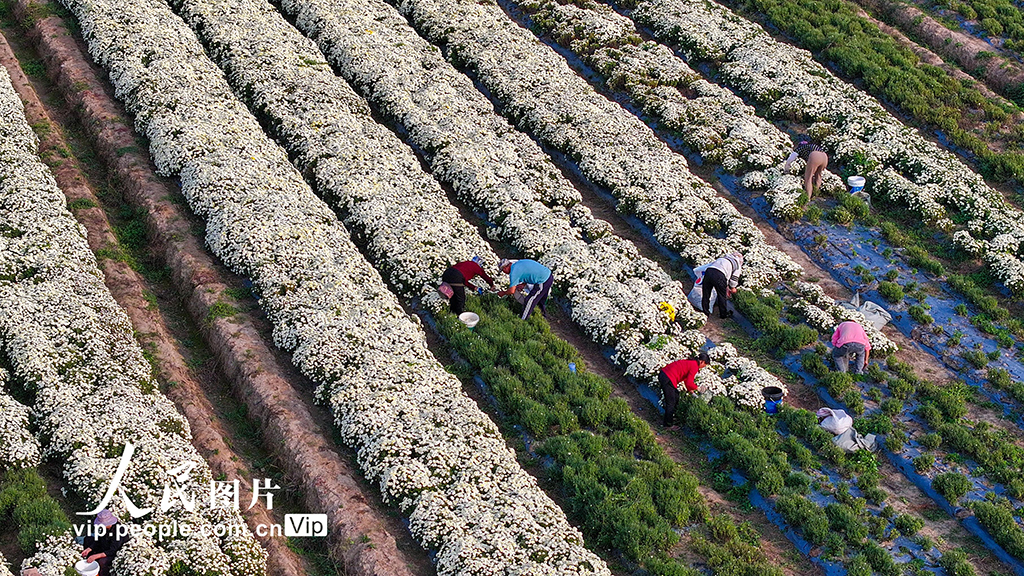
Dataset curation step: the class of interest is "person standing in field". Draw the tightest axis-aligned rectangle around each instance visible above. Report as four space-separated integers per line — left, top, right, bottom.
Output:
702 252 743 319
440 258 496 315
831 320 871 374
659 352 711 430
497 258 553 320
784 136 829 199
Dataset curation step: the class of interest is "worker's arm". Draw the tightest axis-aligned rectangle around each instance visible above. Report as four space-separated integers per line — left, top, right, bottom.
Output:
81 548 92 558
782 151 798 171
728 263 741 290
497 284 523 296
478 268 496 289
87 552 107 563
683 365 699 393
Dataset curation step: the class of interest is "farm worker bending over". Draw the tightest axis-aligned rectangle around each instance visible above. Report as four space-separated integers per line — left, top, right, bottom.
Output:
497 258 553 320
702 252 743 319
659 352 710 429
784 136 829 199
440 259 496 315
81 509 131 576
831 321 871 374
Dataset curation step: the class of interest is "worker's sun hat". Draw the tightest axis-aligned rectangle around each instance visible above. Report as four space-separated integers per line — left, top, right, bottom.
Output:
94 509 118 527
499 258 516 270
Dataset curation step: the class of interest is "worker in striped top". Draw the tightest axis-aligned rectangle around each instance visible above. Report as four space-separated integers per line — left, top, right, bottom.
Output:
784 136 829 199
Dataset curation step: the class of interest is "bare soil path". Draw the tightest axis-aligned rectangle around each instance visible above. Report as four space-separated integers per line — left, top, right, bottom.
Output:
5 3 434 574
0 26 308 576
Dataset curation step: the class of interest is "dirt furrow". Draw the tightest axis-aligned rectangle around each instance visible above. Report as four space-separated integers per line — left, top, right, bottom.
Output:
7 3 431 574
855 0 1024 102
0 29 308 576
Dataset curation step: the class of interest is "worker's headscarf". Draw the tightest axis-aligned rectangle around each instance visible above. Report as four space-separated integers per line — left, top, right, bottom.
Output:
499 258 516 271
94 509 118 527
732 252 744 265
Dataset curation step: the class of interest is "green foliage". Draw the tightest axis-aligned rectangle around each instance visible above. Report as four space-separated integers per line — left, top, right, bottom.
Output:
205 301 238 324
732 291 818 355
827 205 855 226
437 297 713 567
912 453 935 472
877 281 904 303
804 204 824 224
0 468 72 554
938 548 977 576
933 472 972 502
961 349 989 369
776 493 829 544
887 377 913 401
893 513 924 535
739 0 1024 181
972 499 1024 561
67 197 98 211
905 247 945 276
908 304 934 325
862 540 901 576
920 432 942 450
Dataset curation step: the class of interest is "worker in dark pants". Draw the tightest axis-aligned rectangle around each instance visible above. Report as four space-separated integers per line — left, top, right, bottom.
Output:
497 258 552 320
702 252 743 319
659 352 710 430
440 259 496 315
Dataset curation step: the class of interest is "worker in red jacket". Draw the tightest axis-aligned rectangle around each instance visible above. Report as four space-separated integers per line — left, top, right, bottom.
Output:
659 352 710 429
440 259 496 315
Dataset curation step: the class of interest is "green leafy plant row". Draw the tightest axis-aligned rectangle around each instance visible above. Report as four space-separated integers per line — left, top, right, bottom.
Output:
435 296 778 574
971 498 1024 561
732 290 819 356
733 0 1024 182
932 0 1024 56
0 468 72 555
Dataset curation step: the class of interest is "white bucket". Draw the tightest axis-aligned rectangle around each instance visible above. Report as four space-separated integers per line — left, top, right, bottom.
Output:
76 560 101 576
458 312 480 330
847 175 865 193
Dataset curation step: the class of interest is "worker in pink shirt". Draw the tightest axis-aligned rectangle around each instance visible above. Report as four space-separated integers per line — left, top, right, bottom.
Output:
831 321 871 374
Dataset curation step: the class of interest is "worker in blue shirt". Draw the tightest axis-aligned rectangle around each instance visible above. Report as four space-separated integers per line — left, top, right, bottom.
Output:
497 258 553 320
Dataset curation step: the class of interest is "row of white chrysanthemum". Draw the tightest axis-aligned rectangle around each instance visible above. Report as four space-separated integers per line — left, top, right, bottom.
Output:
162 0 705 345
405 0 807 287
628 0 1024 294
59 0 610 573
189 0 786 409
512 0 837 219
0 65 266 576
524 0 788 174
505 0 898 356
0 368 40 471
281 0 801 290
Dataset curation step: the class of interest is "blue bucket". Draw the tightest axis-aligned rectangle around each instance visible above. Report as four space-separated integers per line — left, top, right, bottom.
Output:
762 386 785 414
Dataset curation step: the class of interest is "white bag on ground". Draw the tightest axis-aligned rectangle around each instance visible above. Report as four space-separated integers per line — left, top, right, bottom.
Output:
687 263 716 312
839 292 892 331
817 407 853 435
832 428 878 452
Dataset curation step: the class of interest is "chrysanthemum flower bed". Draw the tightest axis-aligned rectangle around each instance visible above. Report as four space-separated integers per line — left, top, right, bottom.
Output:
56 0 609 571
624 0 1024 296
0 65 266 576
